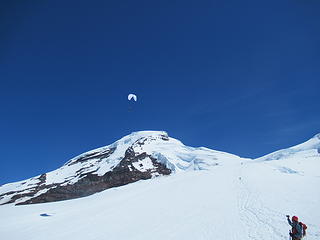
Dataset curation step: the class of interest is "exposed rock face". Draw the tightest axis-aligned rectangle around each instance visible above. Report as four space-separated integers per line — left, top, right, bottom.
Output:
0 132 172 205
67 147 116 166
0 131 229 205
18 149 171 205
0 174 48 205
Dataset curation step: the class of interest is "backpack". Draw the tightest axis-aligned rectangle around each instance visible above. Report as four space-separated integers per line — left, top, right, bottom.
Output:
299 222 307 237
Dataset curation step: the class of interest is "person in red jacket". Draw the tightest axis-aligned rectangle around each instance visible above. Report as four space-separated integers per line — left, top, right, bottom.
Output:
286 215 303 240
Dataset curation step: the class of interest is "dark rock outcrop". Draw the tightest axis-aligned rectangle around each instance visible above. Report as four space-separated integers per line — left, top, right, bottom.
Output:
11 147 171 205
0 132 177 205
66 148 116 166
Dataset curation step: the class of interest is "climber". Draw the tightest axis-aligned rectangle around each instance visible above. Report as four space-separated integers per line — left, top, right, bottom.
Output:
286 215 307 240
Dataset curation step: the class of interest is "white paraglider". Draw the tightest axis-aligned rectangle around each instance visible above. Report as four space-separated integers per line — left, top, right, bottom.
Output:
128 94 137 102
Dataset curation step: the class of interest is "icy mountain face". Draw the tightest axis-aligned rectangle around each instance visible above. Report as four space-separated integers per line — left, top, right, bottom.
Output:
256 133 320 162
255 133 320 178
0 131 241 205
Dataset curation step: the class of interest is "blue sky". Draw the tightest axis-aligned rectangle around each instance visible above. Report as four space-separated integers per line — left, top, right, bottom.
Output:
0 0 319 184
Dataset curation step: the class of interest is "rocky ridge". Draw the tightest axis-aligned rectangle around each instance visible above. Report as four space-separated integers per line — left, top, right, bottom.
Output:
0 131 237 205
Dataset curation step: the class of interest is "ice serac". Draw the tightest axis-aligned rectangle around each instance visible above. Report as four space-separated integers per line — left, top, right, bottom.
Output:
0 131 241 205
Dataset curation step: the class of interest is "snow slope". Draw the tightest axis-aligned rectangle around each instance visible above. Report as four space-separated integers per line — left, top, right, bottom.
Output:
0 133 319 240
0 131 242 205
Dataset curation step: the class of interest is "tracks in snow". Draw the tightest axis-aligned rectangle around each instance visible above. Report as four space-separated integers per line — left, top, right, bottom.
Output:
236 162 287 240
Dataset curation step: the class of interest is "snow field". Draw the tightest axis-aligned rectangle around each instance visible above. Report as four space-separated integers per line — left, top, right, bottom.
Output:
2 155 318 240
1 132 319 240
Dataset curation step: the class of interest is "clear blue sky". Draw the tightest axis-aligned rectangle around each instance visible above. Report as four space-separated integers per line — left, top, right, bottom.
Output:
1 0 319 185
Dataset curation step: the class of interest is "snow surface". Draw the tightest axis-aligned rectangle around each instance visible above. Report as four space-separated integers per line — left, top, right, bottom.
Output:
0 131 242 205
0 131 319 240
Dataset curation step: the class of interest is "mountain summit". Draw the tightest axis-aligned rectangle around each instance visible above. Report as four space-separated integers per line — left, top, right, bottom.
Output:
0 131 241 205
1 131 319 240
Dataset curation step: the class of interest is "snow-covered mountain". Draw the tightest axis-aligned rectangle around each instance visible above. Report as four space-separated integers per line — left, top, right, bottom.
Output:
255 133 320 177
0 131 242 205
257 133 320 162
0 131 319 240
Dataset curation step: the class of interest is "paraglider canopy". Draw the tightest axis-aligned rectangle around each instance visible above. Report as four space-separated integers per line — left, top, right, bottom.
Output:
127 94 137 112
128 94 137 102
